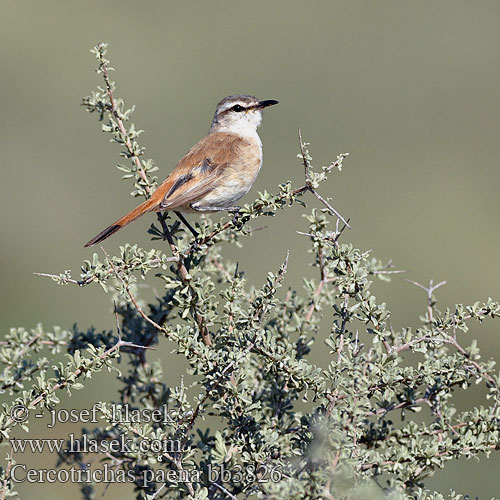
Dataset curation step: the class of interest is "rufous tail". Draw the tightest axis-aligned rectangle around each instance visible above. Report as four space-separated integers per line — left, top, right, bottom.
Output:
84 198 157 247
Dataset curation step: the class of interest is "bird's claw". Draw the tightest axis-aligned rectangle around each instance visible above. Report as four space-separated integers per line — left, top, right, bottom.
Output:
230 209 244 229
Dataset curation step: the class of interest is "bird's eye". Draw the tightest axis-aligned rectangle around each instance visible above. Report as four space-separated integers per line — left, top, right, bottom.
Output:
232 104 244 112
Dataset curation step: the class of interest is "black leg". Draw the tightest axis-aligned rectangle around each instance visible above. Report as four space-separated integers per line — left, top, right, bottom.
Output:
157 212 175 246
174 211 199 237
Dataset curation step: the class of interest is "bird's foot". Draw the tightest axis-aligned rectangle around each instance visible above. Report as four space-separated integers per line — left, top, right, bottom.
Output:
229 207 244 228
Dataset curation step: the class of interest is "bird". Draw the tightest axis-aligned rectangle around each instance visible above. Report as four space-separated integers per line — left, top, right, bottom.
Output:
84 94 278 247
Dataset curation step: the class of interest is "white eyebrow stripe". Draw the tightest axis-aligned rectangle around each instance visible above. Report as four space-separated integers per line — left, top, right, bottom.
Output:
218 102 251 113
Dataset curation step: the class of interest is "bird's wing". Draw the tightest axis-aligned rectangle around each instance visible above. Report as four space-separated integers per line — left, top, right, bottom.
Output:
152 132 247 210
158 159 219 210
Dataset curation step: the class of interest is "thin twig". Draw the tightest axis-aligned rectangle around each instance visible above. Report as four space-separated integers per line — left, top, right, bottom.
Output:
148 482 166 499
35 255 177 288
298 128 351 228
406 278 447 324
212 482 239 500
33 272 80 285
371 269 408 276
298 127 310 180
99 60 153 197
0 447 14 500
309 188 351 228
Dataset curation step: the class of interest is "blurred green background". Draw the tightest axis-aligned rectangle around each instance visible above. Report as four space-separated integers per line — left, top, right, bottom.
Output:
1 1 500 497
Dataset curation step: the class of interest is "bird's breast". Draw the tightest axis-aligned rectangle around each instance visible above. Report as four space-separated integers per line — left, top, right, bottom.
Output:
195 136 262 209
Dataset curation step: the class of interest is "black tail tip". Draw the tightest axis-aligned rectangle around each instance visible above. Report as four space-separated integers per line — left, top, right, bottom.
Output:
84 224 121 247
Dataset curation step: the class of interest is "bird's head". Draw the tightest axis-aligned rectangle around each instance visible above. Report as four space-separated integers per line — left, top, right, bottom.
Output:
211 94 278 135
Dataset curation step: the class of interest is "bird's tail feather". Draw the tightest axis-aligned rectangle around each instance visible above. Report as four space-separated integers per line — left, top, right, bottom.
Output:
84 198 157 247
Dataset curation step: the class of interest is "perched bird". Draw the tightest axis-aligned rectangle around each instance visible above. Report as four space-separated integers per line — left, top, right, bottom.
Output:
84 94 278 247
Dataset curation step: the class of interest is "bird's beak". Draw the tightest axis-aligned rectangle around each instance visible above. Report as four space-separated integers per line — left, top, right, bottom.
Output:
256 99 279 109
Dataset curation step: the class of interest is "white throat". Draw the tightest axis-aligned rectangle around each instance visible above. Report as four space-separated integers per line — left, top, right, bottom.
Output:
214 123 262 147
210 111 263 146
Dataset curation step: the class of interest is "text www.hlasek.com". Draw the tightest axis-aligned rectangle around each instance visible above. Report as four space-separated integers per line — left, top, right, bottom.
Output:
10 433 181 455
